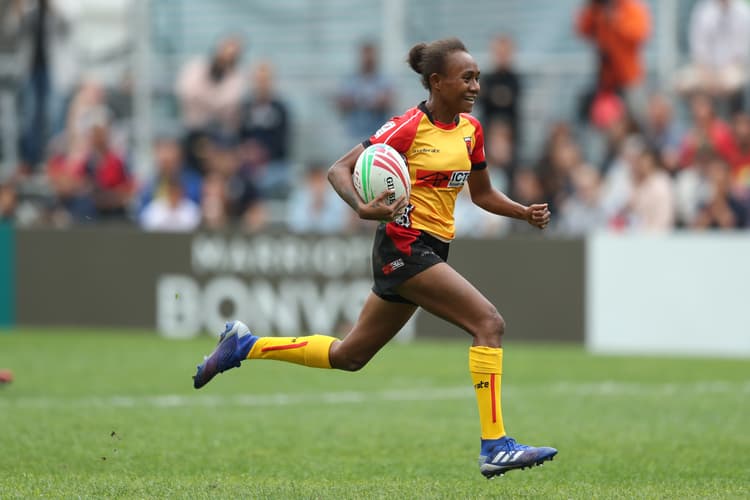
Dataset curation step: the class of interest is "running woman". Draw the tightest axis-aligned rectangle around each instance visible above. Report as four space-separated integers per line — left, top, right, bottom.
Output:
193 37 556 479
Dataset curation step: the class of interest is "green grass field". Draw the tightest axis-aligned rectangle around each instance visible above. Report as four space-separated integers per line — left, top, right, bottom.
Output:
0 330 748 499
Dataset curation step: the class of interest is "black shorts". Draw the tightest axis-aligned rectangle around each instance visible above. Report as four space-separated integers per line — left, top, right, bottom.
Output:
371 222 450 304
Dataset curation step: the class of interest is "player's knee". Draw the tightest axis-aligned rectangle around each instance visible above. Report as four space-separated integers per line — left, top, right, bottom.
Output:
337 355 369 372
494 311 506 337
329 344 370 372
473 308 505 346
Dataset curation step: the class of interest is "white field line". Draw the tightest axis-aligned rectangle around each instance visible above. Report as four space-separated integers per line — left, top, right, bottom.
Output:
0 381 748 410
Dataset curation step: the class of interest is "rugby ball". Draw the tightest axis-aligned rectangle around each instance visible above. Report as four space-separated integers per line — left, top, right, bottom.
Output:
353 143 410 207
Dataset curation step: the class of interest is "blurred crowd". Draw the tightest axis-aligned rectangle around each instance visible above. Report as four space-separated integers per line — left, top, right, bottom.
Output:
1 0 749 236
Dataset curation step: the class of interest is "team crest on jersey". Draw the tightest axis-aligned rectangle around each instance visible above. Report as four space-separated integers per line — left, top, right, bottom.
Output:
464 136 473 153
415 169 471 188
373 121 396 138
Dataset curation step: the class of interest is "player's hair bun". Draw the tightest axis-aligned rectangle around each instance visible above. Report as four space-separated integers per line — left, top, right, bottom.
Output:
407 43 427 75
407 38 467 90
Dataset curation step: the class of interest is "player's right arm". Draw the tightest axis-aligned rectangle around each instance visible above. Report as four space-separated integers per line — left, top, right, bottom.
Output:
327 144 406 221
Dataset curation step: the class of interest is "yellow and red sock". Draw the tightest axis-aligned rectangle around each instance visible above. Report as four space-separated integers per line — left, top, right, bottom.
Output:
469 346 505 440
247 335 336 368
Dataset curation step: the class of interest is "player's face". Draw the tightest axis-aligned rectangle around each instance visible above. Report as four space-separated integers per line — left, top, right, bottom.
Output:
439 51 480 114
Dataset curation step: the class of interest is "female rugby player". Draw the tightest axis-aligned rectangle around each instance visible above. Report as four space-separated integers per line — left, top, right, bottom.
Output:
193 37 557 479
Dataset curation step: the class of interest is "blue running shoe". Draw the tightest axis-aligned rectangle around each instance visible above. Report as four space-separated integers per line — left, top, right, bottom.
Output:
193 321 257 389
479 436 557 479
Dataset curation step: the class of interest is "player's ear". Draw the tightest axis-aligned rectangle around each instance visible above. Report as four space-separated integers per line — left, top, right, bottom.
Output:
429 73 441 91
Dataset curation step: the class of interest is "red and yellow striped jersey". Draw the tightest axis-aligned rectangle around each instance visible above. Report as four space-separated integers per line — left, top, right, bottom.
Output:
366 101 486 241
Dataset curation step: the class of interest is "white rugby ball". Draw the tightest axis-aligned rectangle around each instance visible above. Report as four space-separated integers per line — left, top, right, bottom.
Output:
352 143 410 207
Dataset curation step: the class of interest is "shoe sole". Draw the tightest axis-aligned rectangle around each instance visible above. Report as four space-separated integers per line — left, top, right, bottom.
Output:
481 452 557 480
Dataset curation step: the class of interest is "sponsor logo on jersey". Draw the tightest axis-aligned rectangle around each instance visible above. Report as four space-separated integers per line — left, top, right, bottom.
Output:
415 169 471 188
382 258 405 275
413 147 440 154
373 121 396 138
464 136 473 153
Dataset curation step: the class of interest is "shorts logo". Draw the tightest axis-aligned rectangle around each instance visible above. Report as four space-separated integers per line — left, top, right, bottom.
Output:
474 381 490 389
415 169 471 188
382 258 405 275
373 121 396 138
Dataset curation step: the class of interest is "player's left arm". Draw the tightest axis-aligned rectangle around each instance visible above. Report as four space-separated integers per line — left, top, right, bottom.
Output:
467 169 550 230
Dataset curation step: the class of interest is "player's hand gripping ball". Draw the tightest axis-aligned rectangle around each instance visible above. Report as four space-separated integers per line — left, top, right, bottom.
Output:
353 143 410 220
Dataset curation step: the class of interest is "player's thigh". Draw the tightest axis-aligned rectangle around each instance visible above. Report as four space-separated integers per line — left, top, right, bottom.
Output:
395 262 503 346
330 292 417 371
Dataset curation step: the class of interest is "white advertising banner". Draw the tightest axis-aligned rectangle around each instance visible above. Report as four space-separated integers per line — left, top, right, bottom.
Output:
587 233 750 357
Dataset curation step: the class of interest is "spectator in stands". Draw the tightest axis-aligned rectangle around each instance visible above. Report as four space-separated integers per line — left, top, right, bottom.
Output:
139 176 201 232
336 42 394 142
43 78 126 224
105 69 135 150
46 137 94 224
508 168 546 234
601 133 644 226
484 120 515 193
726 112 750 201
203 139 267 232
200 172 229 230
63 79 111 159
46 111 131 224
674 147 714 227
478 35 522 153
85 120 132 221
176 35 245 171
692 155 747 229
534 122 581 213
587 91 640 175
675 0 750 114
4 0 78 173
556 164 608 235
535 121 575 173
678 92 735 168
538 135 584 216
138 135 202 215
239 61 291 198
623 147 675 232
643 92 683 174
286 163 352 234
575 0 651 121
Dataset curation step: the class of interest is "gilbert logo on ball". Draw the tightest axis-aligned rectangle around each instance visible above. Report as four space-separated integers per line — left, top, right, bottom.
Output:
353 143 410 210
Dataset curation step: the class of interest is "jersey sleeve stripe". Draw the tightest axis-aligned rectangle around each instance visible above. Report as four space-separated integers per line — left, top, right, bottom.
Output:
380 111 422 145
471 161 487 171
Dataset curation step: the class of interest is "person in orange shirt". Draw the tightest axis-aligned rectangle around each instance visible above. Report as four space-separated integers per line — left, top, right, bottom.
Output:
576 0 651 120
193 37 556 479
